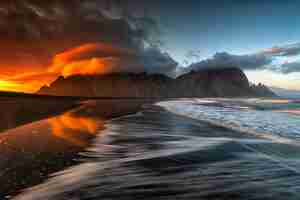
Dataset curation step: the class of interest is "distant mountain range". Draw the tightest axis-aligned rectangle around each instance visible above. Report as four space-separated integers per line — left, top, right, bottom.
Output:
37 67 276 98
270 87 300 99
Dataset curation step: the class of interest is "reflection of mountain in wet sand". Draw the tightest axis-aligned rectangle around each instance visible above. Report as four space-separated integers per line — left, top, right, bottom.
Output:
0 93 79 133
0 99 147 199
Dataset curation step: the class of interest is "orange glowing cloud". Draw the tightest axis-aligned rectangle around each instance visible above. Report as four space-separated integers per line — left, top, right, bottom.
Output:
50 57 123 77
49 43 137 77
53 43 134 63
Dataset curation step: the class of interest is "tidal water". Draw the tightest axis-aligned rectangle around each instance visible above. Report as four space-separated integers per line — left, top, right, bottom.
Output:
11 98 300 200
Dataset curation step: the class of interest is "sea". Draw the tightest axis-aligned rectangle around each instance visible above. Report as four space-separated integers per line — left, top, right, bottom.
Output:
13 98 300 200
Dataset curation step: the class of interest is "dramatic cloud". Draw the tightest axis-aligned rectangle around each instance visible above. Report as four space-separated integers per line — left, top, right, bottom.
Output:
49 43 177 77
0 0 170 66
139 47 178 76
52 43 136 64
186 43 300 75
0 0 177 92
280 62 300 74
263 43 300 57
261 43 300 73
48 43 139 77
188 52 271 71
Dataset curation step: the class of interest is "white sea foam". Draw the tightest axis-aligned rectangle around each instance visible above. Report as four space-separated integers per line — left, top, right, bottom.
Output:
157 99 300 145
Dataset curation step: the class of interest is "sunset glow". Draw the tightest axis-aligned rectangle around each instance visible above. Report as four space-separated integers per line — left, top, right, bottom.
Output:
2 1 300 198
50 57 120 77
0 0 300 94
0 80 31 93
0 43 133 93
49 43 134 77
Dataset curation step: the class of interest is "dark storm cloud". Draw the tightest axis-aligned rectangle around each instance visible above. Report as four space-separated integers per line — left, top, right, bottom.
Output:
188 52 271 71
0 0 144 50
139 48 178 76
0 0 177 76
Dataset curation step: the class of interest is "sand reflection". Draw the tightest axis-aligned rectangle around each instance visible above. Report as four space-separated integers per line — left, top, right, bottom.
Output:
48 111 104 147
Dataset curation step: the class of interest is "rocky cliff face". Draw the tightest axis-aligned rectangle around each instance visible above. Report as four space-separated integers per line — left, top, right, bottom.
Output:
37 67 276 98
174 68 251 97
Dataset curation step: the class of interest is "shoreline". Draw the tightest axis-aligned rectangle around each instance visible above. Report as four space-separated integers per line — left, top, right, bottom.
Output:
0 99 151 199
4 97 293 199
13 100 300 200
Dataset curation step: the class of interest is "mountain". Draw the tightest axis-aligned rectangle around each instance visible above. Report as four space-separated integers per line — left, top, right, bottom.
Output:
176 68 251 97
38 73 175 98
270 87 300 99
37 67 276 98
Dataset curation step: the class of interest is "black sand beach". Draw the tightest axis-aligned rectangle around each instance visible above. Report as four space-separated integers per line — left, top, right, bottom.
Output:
10 100 300 200
1 98 300 200
0 98 149 199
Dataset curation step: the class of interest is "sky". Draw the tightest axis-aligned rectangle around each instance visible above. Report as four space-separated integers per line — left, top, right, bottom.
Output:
152 0 300 89
155 0 300 61
0 0 300 92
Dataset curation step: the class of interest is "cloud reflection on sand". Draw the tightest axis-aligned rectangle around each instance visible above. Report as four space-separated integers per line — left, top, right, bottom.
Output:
48 111 103 147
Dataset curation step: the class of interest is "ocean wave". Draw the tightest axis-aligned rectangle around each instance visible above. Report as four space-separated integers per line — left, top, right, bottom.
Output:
157 99 300 146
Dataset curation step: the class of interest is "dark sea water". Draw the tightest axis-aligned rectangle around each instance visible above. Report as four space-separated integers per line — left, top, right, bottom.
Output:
13 98 300 200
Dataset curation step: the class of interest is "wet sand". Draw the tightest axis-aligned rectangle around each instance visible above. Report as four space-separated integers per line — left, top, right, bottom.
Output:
0 99 150 199
3 99 300 200
0 96 78 133
12 103 300 200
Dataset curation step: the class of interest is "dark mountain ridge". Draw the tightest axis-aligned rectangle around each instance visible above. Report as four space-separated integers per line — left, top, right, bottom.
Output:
37 67 276 98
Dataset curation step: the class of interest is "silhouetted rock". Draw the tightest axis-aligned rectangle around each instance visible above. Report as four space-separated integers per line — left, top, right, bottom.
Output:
250 83 277 97
37 67 276 98
37 73 174 98
175 67 252 97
